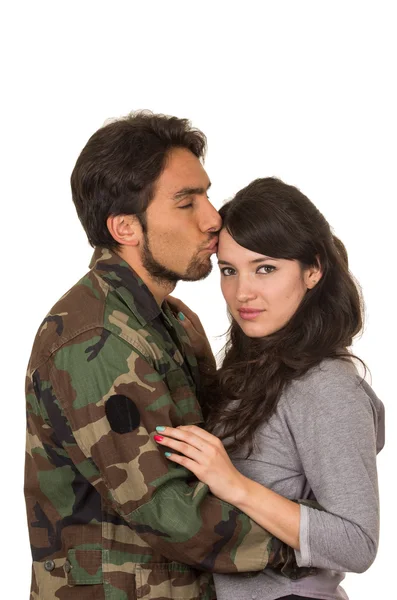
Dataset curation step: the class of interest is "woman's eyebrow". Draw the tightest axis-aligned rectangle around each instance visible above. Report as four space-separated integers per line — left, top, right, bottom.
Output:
218 257 278 265
249 257 279 263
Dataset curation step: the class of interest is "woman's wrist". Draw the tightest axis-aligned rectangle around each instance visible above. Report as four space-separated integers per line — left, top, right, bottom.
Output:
232 477 301 549
230 473 254 508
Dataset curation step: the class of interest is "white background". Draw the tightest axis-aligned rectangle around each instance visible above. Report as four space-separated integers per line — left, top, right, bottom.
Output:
1 1 395 598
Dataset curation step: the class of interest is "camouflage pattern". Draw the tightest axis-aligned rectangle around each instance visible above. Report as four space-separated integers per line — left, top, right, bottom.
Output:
25 248 311 599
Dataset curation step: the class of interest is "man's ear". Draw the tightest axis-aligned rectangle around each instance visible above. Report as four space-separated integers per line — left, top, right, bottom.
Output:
106 214 143 247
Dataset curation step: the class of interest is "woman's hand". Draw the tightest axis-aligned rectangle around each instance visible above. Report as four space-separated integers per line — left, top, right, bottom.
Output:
154 425 301 549
166 296 216 369
154 425 248 505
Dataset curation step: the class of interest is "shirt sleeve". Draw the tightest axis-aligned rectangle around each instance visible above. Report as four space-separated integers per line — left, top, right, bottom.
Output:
43 328 292 574
290 364 383 573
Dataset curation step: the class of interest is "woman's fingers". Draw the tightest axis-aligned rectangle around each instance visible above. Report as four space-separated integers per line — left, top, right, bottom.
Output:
166 295 187 310
154 433 204 461
165 297 215 364
177 425 223 446
164 452 202 475
170 310 213 362
166 295 194 320
154 426 244 504
154 426 206 451
166 295 205 334
170 310 199 345
154 425 225 470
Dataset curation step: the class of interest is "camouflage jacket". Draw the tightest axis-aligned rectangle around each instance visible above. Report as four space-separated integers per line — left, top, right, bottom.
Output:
25 248 310 600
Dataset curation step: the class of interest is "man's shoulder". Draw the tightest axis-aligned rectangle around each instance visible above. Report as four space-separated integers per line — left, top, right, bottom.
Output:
28 270 106 369
28 269 148 372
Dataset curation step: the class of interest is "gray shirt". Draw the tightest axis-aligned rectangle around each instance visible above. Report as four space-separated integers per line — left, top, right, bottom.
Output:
214 358 385 600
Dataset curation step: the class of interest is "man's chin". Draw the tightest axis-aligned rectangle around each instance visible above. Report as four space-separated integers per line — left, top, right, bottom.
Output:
181 258 213 282
142 245 213 285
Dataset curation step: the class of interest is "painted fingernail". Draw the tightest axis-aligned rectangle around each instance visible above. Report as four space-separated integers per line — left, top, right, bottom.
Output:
178 312 185 321
156 426 166 432
165 452 172 457
154 435 164 442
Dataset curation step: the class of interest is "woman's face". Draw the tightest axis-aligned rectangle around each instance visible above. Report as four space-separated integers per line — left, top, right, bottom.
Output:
218 229 320 338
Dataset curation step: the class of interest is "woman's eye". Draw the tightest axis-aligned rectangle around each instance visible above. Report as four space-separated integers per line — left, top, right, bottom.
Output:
220 267 236 276
257 265 276 274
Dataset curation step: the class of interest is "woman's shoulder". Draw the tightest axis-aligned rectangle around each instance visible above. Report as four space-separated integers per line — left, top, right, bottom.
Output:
288 357 364 395
280 358 385 453
283 358 384 434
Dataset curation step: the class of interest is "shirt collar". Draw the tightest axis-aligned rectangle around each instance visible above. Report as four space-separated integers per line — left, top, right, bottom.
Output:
89 247 162 326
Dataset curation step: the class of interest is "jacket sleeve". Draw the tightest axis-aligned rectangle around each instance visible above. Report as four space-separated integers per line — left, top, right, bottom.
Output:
44 328 301 575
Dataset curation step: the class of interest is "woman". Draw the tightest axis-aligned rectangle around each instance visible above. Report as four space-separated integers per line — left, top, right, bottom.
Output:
155 177 384 600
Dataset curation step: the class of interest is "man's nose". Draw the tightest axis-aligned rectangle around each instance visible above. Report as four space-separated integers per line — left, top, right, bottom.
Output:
200 198 222 233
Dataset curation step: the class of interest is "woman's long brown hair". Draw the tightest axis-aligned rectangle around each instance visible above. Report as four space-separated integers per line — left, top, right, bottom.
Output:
205 178 364 456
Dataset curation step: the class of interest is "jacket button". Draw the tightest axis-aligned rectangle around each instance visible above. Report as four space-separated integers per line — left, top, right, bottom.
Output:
44 560 55 572
64 560 72 573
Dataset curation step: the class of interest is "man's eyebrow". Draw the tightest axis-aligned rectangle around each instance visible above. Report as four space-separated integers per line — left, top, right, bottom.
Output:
173 182 212 200
218 257 278 265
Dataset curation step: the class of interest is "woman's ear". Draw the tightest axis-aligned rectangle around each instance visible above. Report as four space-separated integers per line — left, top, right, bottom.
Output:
305 257 323 289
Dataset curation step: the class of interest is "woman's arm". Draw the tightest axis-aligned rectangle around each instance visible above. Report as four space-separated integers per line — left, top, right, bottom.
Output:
154 425 301 549
155 365 383 572
287 368 383 573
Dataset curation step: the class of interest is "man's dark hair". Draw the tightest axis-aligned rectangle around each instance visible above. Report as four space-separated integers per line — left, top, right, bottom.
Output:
71 111 207 248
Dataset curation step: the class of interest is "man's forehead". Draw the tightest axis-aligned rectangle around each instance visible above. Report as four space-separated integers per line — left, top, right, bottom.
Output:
156 148 210 195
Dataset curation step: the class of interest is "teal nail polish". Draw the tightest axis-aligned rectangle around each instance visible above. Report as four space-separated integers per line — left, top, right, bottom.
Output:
178 312 185 321
165 452 172 457
156 426 166 432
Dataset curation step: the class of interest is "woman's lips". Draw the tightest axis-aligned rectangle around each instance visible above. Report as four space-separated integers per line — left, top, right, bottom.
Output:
238 309 264 320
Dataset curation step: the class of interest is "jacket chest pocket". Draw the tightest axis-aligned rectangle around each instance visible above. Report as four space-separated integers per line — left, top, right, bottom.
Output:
32 550 104 598
135 563 213 600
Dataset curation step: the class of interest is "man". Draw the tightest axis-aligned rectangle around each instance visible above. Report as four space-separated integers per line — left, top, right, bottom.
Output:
25 112 311 599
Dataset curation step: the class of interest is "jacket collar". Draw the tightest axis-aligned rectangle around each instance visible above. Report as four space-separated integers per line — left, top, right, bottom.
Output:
89 247 200 391
89 247 162 326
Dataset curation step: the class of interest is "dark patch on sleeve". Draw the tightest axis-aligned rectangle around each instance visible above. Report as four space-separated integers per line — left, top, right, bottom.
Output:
105 394 141 434
85 329 111 361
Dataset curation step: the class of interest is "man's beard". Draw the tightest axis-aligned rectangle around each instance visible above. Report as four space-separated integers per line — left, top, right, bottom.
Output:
141 232 213 286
